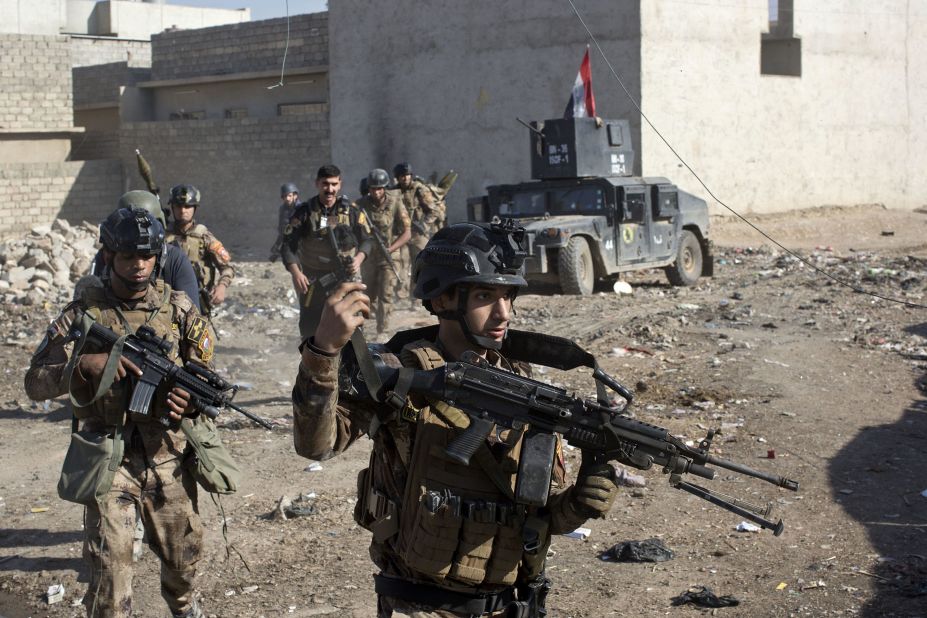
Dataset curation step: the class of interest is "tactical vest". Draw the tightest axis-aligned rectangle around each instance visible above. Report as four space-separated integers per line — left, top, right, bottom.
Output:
169 223 215 289
73 282 181 428
355 340 548 588
296 198 357 272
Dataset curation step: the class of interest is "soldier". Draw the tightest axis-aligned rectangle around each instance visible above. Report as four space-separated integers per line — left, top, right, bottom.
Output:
292 222 620 617
281 164 373 340
165 184 235 316
355 168 411 336
271 182 300 262
394 162 446 304
91 190 201 311
25 208 223 618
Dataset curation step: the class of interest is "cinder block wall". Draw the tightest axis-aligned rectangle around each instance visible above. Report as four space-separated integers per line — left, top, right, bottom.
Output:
120 112 330 258
0 160 123 236
69 37 152 69
151 13 328 80
0 34 73 130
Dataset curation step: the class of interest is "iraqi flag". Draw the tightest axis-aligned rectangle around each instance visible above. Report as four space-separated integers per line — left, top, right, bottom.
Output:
564 47 596 118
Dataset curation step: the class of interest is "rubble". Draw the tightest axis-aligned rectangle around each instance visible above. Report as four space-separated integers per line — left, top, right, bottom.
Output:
0 220 99 307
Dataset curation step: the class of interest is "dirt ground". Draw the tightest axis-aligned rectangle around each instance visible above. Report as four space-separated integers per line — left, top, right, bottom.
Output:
1 204 926 617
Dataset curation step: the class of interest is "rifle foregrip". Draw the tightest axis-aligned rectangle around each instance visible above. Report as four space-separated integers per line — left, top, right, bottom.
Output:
445 415 495 465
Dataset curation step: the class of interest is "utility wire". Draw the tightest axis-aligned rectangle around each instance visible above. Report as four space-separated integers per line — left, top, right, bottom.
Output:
566 0 927 310
267 0 291 89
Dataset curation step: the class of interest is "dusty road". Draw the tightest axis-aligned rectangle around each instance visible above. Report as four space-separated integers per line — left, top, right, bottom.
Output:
1 205 926 617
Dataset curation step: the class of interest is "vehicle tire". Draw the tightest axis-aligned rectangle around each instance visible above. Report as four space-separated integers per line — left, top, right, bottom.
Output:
559 236 595 295
665 229 703 287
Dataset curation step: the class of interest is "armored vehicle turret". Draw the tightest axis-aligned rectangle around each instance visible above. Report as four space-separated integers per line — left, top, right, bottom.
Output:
468 117 713 295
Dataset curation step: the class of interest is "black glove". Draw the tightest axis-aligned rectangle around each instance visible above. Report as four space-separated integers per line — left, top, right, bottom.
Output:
571 454 620 519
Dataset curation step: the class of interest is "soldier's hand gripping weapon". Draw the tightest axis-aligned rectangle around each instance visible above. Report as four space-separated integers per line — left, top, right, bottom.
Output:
355 205 401 278
342 330 799 535
67 314 273 429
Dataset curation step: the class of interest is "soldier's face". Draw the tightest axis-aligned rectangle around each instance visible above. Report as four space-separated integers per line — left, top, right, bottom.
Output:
108 251 157 296
370 186 386 203
283 192 299 206
435 284 515 347
171 203 196 224
398 174 413 190
316 176 341 206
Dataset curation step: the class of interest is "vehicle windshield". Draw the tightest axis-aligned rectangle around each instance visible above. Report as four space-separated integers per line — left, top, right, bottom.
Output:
496 186 606 217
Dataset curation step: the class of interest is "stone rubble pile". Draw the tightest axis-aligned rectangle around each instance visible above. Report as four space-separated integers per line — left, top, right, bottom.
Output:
0 219 98 307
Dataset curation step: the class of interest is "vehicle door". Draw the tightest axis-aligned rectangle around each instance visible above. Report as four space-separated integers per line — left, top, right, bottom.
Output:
649 184 678 262
617 186 650 263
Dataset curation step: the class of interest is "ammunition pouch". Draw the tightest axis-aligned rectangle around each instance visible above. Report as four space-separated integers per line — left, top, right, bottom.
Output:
57 427 123 506
180 415 241 494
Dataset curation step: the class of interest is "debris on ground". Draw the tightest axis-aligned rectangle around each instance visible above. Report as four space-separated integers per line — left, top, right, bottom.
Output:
273 493 319 520
671 585 740 608
599 538 675 563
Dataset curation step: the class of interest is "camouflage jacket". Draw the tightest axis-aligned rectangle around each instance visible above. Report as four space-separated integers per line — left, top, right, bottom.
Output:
281 195 373 273
292 335 590 588
166 221 235 292
354 191 410 265
24 280 215 463
398 180 445 237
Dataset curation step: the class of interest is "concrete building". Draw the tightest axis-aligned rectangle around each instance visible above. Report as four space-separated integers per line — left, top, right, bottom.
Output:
329 0 927 219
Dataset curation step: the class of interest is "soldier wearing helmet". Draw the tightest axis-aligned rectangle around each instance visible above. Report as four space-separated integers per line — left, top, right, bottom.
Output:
393 162 447 305
280 164 373 339
89 191 202 310
271 182 300 262
292 221 620 617
25 207 221 618
354 168 411 336
165 184 235 316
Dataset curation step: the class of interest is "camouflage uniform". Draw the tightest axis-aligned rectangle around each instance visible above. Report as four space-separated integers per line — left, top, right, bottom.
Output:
398 181 445 301
166 221 234 316
357 190 410 335
270 202 297 262
293 339 591 618
281 196 373 339
24 280 215 618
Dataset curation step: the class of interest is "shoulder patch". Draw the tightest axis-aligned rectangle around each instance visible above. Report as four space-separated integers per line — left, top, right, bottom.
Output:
209 239 232 264
186 315 214 363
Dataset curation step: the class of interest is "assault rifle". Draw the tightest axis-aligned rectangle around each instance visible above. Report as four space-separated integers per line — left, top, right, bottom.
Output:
355 204 401 278
67 315 274 429
346 334 799 535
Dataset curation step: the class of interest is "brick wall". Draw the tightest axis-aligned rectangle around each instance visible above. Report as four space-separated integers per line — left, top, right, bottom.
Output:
120 111 330 258
73 62 150 108
71 131 120 161
69 36 151 69
0 160 124 238
151 13 328 81
0 35 72 130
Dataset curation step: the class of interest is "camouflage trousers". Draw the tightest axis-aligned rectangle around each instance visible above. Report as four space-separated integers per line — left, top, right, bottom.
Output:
363 255 399 335
82 445 202 618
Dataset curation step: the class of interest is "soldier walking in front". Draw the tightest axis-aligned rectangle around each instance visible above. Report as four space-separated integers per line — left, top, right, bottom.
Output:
394 162 446 304
356 168 411 336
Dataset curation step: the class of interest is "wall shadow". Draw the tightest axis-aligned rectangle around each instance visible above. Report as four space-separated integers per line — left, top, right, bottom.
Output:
828 373 927 615
0 529 83 549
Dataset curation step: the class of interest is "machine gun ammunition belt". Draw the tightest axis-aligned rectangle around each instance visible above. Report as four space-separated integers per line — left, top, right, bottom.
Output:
424 489 524 526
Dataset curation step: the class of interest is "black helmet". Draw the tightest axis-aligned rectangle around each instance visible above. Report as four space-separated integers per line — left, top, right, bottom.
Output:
169 184 200 207
118 190 166 227
367 168 390 189
393 162 412 178
280 182 299 197
100 207 165 256
413 220 528 350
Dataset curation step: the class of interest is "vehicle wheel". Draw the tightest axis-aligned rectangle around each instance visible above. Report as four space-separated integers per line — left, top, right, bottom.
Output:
559 236 595 295
665 229 703 287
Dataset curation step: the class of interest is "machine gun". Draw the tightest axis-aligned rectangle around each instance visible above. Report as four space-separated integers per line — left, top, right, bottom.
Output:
348 341 798 535
354 204 401 278
67 315 273 430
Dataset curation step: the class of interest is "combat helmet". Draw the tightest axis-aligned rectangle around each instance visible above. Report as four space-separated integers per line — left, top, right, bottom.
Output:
393 162 413 178
367 168 390 189
412 220 527 350
118 190 166 227
99 207 165 290
169 184 201 207
280 182 299 198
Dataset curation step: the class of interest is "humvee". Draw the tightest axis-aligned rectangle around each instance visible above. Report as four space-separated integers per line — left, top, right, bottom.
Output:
467 117 713 295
